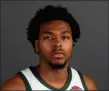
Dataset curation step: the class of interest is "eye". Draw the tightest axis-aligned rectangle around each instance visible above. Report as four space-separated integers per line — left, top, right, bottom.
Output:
62 36 70 40
44 36 52 40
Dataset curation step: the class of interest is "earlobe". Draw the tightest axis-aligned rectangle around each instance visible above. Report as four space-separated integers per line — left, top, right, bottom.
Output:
34 40 39 52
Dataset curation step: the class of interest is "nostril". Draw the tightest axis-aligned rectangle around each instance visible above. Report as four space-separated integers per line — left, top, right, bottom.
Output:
54 44 62 48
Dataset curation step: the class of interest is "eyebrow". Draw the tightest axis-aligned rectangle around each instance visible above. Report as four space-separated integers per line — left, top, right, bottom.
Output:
43 31 54 35
42 31 71 35
62 31 71 34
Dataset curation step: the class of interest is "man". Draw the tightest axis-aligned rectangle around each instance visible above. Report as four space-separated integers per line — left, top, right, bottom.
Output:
1 5 97 90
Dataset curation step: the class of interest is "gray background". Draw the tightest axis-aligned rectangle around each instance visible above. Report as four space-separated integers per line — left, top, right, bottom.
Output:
1 1 108 90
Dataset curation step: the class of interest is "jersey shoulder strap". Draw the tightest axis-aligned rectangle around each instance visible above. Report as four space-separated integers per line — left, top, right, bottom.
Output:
69 67 88 90
77 70 88 90
17 67 49 90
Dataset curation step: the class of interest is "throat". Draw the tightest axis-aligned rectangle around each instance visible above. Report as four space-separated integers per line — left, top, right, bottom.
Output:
36 65 70 89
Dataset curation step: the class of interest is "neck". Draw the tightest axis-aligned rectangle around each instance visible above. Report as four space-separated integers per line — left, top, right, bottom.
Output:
36 60 69 88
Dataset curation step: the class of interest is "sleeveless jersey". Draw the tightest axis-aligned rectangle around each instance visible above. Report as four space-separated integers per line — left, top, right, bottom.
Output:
18 66 88 91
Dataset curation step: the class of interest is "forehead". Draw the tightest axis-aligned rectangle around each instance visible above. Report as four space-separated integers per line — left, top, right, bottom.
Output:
40 20 72 34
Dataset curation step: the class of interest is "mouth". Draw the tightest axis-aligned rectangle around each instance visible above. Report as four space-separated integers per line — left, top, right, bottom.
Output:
52 52 65 58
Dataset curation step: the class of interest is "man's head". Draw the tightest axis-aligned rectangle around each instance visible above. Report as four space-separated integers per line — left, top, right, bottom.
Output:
26 5 80 69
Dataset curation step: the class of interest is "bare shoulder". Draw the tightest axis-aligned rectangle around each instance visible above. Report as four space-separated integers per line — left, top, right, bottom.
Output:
0 74 26 90
82 73 98 90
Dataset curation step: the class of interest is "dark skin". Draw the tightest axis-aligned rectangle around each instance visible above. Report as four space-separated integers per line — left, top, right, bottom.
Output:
35 20 73 88
0 20 97 90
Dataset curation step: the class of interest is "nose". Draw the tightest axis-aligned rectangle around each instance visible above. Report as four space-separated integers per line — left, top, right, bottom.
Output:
54 37 62 48
54 44 62 48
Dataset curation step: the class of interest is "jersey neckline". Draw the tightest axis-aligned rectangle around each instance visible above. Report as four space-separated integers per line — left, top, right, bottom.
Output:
29 66 72 90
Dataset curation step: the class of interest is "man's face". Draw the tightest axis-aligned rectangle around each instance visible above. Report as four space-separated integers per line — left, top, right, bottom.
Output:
35 20 73 69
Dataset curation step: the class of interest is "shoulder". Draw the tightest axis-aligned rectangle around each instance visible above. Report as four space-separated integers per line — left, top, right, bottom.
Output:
70 67 97 90
0 74 26 90
82 73 98 90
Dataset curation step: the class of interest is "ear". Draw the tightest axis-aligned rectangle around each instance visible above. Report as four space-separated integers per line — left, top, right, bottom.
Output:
34 40 39 52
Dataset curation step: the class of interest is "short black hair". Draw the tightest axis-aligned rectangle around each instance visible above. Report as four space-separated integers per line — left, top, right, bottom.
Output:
26 5 80 50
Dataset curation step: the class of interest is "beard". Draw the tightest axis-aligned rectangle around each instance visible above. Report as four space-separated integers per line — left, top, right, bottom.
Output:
39 50 72 70
46 53 72 70
48 57 68 70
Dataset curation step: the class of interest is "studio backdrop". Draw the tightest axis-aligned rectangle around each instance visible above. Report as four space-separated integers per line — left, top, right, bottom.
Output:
1 1 108 90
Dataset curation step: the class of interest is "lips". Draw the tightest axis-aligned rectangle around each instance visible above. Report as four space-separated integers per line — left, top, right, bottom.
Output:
52 51 65 58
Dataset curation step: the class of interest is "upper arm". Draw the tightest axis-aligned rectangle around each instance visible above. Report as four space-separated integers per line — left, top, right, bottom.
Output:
0 75 26 90
83 74 98 90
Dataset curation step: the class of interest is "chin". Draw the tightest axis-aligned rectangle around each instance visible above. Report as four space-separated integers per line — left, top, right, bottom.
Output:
48 61 67 70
